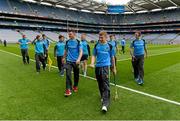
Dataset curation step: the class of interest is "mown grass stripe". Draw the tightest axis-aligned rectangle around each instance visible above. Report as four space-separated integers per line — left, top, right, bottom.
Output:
1 49 180 106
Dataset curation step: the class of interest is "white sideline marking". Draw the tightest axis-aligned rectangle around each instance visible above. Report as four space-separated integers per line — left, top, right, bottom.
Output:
0 49 180 106
117 50 180 62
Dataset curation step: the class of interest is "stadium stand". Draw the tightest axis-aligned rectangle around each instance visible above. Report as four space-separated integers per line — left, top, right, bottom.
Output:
0 29 21 43
0 0 180 24
0 0 179 44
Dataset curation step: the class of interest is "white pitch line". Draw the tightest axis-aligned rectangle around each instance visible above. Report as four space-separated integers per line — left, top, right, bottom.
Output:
0 49 180 106
117 50 180 62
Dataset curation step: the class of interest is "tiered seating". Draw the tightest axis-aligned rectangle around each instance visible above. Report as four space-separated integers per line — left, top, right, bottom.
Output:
172 34 180 44
0 29 21 43
42 31 59 41
0 0 180 24
21 30 40 41
0 0 12 12
10 0 31 14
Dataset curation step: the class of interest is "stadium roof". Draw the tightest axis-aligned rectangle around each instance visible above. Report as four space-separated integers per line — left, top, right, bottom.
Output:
23 0 180 13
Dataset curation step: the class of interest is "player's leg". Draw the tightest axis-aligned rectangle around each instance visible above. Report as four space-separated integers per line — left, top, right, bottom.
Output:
73 62 80 92
45 50 48 64
83 59 87 76
25 49 30 64
60 56 64 75
123 46 125 54
138 56 145 84
95 67 103 100
101 66 110 112
21 49 26 64
39 54 46 70
65 62 73 96
35 54 41 73
132 58 139 82
57 56 61 72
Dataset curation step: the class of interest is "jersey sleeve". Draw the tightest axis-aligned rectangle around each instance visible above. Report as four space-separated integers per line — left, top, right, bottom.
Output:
93 47 97 56
110 47 115 57
79 42 83 50
65 41 68 50
47 39 50 46
115 41 117 47
144 40 147 48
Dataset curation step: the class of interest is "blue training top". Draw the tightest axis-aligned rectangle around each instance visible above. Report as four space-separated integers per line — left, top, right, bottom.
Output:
34 40 45 54
93 42 115 67
81 40 89 55
108 40 117 55
121 39 126 46
18 38 30 49
55 41 65 57
42 39 50 50
130 39 146 56
65 39 82 62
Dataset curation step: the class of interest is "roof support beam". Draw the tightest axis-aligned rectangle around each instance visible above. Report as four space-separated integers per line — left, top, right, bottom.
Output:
69 0 89 7
144 0 162 9
85 2 102 9
129 2 148 11
168 0 179 6
55 0 67 5
125 5 136 13
94 4 106 11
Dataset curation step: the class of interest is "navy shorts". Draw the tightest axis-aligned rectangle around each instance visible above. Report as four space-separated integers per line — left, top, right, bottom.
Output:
81 55 88 61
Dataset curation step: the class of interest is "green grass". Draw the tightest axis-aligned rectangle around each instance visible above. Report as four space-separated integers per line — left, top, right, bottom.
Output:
0 43 180 120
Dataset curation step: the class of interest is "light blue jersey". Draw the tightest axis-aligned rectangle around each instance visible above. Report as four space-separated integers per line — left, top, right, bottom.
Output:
34 40 45 54
65 39 82 62
55 41 65 57
130 39 146 56
18 39 30 49
93 42 115 67
81 40 89 55
121 39 126 46
108 40 117 55
42 39 50 49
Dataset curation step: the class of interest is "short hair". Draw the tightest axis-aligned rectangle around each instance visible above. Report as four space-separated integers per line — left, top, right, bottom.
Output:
109 34 114 38
59 35 64 39
135 31 141 36
68 29 76 33
36 35 41 39
42 34 46 37
81 33 86 36
99 31 108 37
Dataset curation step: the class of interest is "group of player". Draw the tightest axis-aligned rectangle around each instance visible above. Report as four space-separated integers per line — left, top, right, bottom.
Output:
17 30 147 113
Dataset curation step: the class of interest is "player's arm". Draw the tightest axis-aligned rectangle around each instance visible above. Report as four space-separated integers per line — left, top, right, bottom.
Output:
47 39 50 50
31 38 37 44
130 42 135 58
43 44 47 56
27 40 31 44
62 49 67 64
90 55 95 68
130 48 134 57
17 39 21 44
76 48 83 64
111 48 116 74
144 45 148 58
90 47 97 68
87 44 91 56
115 41 119 54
